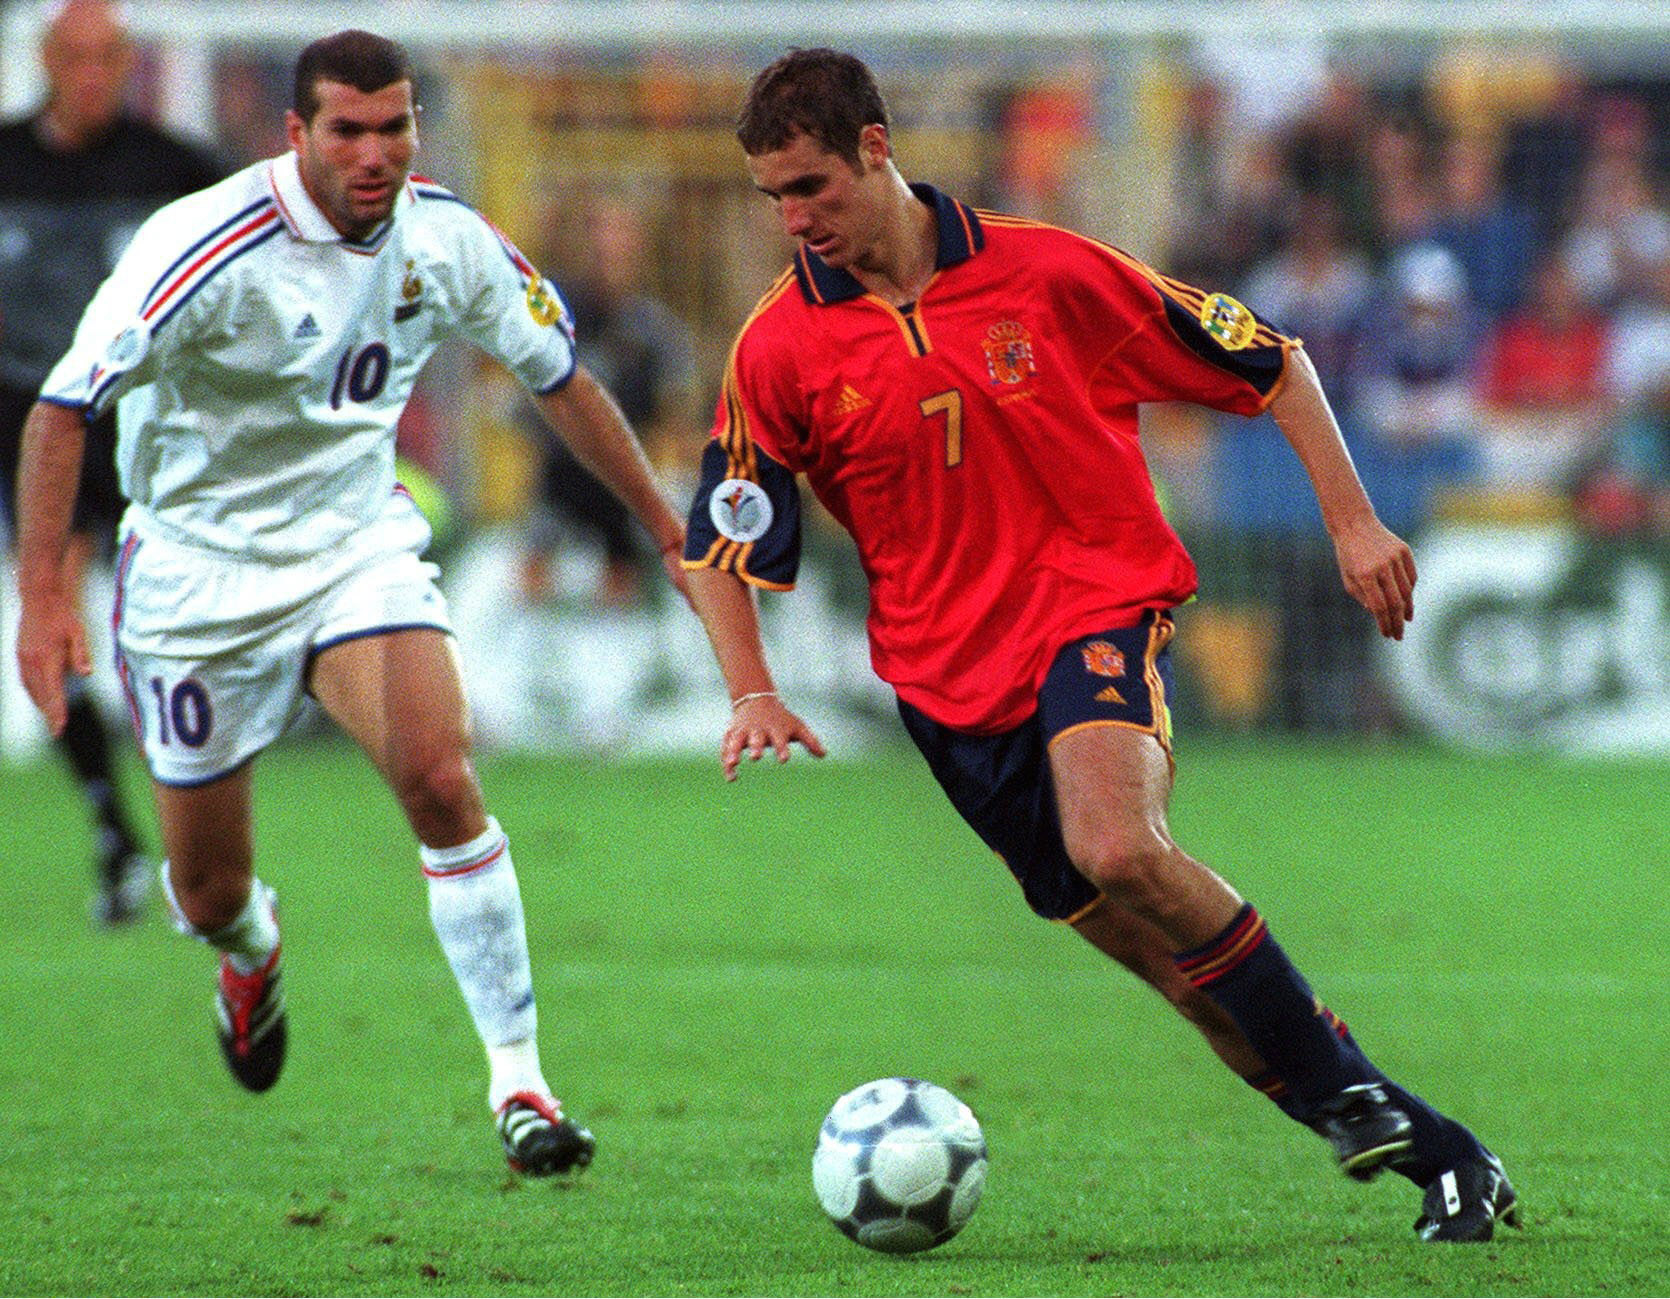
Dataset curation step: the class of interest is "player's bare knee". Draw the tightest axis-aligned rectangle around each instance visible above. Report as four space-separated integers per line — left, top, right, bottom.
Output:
169 864 253 933
392 750 482 838
1069 831 1175 918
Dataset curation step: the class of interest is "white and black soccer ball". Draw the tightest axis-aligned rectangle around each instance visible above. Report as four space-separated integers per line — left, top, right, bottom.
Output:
812 1076 988 1254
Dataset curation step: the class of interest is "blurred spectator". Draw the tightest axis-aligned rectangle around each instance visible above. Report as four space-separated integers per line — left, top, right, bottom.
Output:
519 197 698 607
1577 375 1670 537
213 58 291 163
991 75 1093 224
1366 121 1440 256
1254 242 1477 735
1346 242 1482 531
1580 252 1670 533
1471 252 1615 491
0 0 225 924
1561 101 1670 311
1163 79 1293 288
1204 212 1384 540
1606 252 1670 410
1280 66 1379 247
1241 193 1373 395
1429 132 1540 319
1500 68 1591 242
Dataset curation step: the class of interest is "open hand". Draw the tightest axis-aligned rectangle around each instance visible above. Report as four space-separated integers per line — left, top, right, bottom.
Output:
721 693 826 781
16 595 92 735
1333 518 1417 640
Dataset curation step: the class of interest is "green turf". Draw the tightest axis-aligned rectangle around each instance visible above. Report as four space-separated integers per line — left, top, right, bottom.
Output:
1 736 1665 1296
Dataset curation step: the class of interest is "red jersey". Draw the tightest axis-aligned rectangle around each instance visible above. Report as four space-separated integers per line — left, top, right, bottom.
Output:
684 186 1296 732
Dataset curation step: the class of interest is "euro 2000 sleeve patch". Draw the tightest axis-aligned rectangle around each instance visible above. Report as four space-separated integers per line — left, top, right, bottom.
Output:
682 437 801 590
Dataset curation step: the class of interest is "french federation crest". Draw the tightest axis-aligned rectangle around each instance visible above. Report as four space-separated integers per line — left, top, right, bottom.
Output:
982 320 1036 385
395 260 424 321
709 477 773 543
1199 293 1257 350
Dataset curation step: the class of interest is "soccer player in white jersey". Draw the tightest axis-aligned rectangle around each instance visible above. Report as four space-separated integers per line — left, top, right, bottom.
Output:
13 30 689 1176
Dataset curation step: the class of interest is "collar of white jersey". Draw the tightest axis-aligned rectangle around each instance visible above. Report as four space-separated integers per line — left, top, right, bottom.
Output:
266 150 412 254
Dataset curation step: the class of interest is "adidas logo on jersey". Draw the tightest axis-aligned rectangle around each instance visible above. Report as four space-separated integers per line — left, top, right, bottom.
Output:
833 384 872 415
293 314 321 340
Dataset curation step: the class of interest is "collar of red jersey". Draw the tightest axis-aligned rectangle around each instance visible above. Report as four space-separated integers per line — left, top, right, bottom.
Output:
793 183 985 306
266 150 413 249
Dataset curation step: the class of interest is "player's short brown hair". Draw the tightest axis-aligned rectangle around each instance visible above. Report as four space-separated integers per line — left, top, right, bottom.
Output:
736 48 888 167
291 29 411 122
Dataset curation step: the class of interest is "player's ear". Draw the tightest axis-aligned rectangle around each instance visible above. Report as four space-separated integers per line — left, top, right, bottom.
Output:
283 108 307 154
857 123 890 171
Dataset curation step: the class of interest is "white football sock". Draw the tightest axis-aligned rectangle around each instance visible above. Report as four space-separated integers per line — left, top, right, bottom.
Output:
486 1038 548 1113
421 817 547 1108
159 862 280 975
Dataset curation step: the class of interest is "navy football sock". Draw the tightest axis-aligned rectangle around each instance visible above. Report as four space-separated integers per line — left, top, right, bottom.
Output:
1197 908 1489 1186
1175 904 1374 1108
1243 1067 1313 1125
1335 1030 1487 1186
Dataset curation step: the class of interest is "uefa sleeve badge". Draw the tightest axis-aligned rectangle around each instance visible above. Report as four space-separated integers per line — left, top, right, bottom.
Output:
1198 293 1257 350
709 477 774 543
103 319 152 371
525 276 564 328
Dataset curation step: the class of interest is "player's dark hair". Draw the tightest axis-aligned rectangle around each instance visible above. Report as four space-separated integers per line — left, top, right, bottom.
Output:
291 30 412 122
737 48 888 167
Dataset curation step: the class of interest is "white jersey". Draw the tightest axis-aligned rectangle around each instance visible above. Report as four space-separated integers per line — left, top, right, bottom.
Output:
42 151 576 560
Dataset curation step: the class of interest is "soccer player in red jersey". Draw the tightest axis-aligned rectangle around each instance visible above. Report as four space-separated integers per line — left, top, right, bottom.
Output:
681 49 1517 1243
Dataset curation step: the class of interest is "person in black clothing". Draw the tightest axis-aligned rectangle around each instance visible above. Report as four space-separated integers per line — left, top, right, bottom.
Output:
0 0 225 924
519 198 697 607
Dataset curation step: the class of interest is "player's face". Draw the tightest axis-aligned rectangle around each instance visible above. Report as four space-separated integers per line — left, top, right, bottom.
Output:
747 127 890 270
41 0 132 139
287 79 418 240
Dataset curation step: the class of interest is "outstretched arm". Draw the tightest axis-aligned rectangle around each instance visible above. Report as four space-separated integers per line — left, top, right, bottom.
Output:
535 366 689 600
14 401 93 733
685 566 826 780
1268 347 1417 640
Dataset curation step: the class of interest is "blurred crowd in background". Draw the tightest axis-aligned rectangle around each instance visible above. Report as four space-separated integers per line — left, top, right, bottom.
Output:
1133 50 1670 731
165 38 1670 560
1155 54 1670 544
6 15 1668 747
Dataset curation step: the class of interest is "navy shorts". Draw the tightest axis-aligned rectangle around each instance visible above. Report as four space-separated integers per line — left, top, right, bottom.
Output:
897 611 1176 922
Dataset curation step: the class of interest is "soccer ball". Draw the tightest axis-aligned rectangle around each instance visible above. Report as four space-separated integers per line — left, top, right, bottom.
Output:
811 1077 988 1254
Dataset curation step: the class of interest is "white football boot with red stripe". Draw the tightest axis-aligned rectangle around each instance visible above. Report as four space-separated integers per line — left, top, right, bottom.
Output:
495 1091 595 1175
215 944 287 1092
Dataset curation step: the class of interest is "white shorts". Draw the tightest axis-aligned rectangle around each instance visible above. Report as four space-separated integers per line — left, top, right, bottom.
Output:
113 497 452 786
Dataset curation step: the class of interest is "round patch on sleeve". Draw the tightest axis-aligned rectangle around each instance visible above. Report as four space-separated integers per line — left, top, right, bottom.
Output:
1199 293 1257 350
103 320 151 370
709 477 774 543
526 277 564 328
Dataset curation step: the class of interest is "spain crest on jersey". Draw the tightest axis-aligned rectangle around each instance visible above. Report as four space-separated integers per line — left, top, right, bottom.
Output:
1082 641 1125 678
982 320 1036 385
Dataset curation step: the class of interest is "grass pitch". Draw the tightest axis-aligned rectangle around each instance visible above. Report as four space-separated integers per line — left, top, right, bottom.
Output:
0 736 1665 1296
